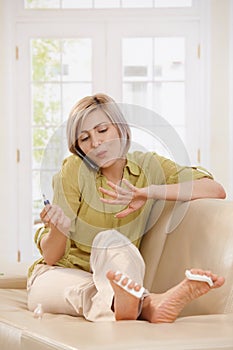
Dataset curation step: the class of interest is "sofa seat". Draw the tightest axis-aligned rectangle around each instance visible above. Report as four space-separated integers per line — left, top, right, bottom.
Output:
1 288 233 350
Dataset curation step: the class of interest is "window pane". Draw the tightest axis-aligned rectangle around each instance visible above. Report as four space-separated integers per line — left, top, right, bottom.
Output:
32 170 42 225
130 126 172 158
95 0 120 8
123 82 151 108
122 0 153 7
151 82 185 125
32 126 60 167
123 38 153 81
62 0 92 8
154 0 192 7
62 39 92 81
32 83 61 125
31 39 61 82
154 38 185 80
25 0 59 9
62 83 92 119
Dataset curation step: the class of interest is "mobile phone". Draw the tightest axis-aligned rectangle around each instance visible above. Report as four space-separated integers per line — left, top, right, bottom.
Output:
75 147 99 171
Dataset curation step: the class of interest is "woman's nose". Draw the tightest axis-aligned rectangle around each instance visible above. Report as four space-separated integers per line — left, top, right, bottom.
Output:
90 133 101 148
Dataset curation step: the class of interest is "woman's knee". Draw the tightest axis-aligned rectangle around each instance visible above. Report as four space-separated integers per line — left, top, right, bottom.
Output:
92 230 131 249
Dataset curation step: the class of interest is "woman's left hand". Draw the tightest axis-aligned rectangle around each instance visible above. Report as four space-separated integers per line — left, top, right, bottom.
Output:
99 179 148 218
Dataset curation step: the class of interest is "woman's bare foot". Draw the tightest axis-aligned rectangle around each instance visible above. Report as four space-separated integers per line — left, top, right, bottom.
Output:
106 270 143 320
140 268 225 323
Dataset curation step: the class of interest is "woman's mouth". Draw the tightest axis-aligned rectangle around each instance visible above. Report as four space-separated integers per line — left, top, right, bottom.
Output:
95 150 107 159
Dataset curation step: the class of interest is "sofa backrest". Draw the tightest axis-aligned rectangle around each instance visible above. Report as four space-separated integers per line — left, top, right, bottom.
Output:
140 199 233 316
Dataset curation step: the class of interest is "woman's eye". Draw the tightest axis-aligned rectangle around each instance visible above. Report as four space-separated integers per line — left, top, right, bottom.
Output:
98 127 108 133
80 135 89 142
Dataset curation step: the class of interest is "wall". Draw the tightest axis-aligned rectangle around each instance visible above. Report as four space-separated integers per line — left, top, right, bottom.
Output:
0 0 19 271
230 0 233 199
209 0 231 198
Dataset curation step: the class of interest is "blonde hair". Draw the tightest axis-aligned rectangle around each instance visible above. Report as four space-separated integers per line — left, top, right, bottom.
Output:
66 93 131 157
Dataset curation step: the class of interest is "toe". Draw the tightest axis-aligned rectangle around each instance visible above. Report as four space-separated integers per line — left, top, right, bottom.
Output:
128 280 134 289
121 277 129 286
213 276 225 288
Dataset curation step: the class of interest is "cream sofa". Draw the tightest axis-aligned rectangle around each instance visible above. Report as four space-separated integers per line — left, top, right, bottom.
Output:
0 199 233 350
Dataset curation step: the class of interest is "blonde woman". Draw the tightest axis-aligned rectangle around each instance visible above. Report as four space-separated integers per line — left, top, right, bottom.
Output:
27 93 225 322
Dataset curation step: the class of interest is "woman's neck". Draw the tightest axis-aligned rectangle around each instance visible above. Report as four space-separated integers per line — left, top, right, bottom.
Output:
101 158 126 185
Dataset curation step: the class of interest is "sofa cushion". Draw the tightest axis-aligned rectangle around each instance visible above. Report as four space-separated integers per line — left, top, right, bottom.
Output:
1 288 233 350
0 275 27 289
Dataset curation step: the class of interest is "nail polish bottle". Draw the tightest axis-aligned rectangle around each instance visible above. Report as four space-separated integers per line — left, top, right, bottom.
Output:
33 303 44 319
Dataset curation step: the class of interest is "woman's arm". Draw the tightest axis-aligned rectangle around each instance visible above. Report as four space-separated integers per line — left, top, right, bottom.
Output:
99 178 226 218
40 204 71 265
148 178 226 201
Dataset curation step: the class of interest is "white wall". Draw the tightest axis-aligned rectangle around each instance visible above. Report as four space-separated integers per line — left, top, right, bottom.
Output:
209 0 231 198
229 0 233 199
0 0 20 271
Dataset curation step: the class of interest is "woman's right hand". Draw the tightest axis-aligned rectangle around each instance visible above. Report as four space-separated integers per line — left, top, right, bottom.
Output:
40 204 71 236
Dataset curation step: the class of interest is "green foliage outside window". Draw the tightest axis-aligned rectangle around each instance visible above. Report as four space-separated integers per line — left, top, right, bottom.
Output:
31 39 61 165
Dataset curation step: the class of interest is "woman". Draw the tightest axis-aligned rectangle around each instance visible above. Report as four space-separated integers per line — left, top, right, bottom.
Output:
27 93 226 322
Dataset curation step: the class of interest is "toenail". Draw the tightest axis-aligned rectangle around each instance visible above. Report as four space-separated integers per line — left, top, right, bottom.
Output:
122 278 128 286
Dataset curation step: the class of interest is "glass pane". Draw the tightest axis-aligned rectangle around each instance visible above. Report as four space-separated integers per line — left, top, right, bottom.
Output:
32 127 60 166
154 38 185 80
32 148 44 169
123 82 151 108
62 83 92 120
31 39 61 82
32 170 42 202
62 39 92 81
32 83 61 125
32 170 43 232
122 0 153 7
25 0 59 8
154 0 192 7
123 82 185 128
62 0 92 8
151 82 185 125
130 126 172 158
123 38 153 81
36 170 59 205
95 0 120 8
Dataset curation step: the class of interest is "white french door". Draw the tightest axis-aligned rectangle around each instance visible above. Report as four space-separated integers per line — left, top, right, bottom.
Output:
16 18 201 262
16 22 106 261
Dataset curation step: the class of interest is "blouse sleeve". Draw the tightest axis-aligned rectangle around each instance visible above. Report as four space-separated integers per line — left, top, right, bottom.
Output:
52 155 81 235
153 153 214 184
33 155 81 254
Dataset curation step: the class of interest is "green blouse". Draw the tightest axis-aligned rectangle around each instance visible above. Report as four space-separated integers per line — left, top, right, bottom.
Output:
28 151 213 277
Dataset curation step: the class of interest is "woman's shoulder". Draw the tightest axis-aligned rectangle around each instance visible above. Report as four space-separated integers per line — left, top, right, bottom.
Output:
127 151 158 163
61 154 82 172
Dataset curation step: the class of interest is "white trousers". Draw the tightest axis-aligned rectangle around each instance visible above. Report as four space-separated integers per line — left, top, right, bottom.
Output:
27 230 146 322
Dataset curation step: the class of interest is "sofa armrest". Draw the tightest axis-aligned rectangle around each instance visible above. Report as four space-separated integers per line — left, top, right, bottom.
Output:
0 275 27 289
141 199 233 316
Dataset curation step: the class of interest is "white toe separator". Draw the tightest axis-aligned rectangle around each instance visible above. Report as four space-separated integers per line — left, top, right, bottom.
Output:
185 270 214 287
114 271 145 299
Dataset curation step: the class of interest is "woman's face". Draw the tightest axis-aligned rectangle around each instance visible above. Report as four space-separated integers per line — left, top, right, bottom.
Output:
77 109 123 168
